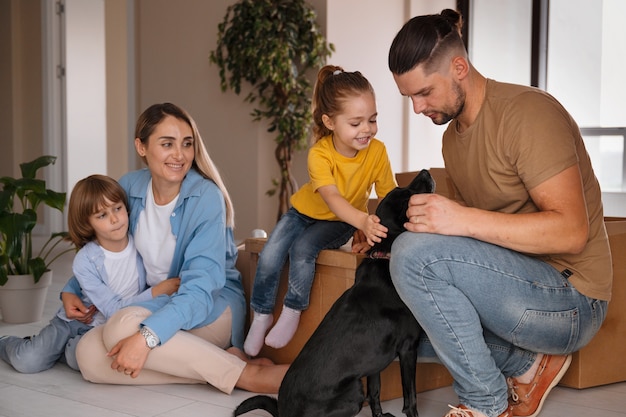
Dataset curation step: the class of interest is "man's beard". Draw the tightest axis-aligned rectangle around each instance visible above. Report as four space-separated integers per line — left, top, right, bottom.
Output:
431 81 465 125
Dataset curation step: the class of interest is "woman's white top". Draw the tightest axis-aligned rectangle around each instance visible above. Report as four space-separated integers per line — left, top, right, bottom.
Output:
134 180 178 287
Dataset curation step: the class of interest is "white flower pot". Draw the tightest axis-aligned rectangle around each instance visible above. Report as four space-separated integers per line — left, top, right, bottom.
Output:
0 271 52 324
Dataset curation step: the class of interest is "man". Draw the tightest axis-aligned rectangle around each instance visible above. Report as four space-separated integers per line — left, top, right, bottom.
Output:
387 9 611 417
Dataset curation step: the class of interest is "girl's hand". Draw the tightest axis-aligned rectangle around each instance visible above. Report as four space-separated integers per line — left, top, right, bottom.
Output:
108 332 151 378
362 214 388 246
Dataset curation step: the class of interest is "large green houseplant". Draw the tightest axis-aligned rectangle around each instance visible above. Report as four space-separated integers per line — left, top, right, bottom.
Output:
0 155 72 286
210 0 333 220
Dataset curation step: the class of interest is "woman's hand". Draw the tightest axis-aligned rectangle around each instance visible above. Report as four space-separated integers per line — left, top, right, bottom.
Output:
108 332 151 378
61 292 97 324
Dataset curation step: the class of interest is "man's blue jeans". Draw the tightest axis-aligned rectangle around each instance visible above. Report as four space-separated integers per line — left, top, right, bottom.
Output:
390 232 607 417
0 315 91 373
251 207 355 314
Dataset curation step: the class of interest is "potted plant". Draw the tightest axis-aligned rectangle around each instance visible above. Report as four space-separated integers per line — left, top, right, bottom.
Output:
210 0 333 220
0 155 74 323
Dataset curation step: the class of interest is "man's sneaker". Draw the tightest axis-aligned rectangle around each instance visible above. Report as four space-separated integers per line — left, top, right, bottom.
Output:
507 354 572 417
444 404 514 417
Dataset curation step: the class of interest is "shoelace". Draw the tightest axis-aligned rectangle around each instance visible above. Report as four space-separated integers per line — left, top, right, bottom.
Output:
444 405 475 417
507 357 548 403
507 378 521 402
445 404 512 417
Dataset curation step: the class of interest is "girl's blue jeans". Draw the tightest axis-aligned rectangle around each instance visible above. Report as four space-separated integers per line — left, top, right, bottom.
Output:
390 232 607 417
251 207 355 314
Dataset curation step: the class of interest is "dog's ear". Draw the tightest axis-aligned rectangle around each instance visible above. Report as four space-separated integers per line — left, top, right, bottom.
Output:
408 169 436 194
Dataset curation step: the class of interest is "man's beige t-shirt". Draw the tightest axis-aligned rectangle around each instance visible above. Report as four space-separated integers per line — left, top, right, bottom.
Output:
443 79 612 301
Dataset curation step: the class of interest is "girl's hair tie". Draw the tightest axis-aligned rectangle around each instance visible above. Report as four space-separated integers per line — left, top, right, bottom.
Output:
333 70 342 75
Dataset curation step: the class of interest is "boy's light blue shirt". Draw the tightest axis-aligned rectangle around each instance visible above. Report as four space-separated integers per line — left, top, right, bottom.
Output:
57 238 152 326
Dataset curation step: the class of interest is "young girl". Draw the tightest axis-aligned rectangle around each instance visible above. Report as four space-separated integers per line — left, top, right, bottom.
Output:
0 175 179 373
244 65 397 356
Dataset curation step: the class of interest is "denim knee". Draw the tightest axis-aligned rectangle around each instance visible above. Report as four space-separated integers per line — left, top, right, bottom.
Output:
10 347 57 373
64 335 83 371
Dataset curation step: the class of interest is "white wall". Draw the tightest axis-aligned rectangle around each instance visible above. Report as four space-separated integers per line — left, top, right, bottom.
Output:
405 0 456 172
325 0 406 175
471 0 532 86
64 0 107 191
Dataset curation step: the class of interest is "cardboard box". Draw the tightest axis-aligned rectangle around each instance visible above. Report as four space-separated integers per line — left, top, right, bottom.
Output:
240 238 453 401
560 217 626 388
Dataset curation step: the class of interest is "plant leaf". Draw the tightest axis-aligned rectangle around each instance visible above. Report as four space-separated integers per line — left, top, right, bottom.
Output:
19 156 57 179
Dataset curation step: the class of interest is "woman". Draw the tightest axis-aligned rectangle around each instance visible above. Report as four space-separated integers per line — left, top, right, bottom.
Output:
62 102 287 394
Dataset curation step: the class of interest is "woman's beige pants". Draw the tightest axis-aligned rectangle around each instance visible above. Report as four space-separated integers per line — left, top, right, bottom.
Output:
76 306 246 394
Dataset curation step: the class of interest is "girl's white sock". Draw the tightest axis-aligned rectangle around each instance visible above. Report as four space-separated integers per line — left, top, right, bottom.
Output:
265 306 301 349
243 311 273 357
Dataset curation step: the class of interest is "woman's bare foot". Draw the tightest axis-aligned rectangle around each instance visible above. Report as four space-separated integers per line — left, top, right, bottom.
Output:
227 346 275 366
236 362 290 394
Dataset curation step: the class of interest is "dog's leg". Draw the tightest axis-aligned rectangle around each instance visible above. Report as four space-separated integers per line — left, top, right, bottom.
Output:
398 346 419 417
366 373 395 417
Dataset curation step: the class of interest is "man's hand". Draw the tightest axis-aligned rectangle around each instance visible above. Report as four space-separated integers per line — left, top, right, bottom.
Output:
404 193 461 235
61 292 97 324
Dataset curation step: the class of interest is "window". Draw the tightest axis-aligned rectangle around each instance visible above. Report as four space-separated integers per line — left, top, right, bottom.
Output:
547 0 626 195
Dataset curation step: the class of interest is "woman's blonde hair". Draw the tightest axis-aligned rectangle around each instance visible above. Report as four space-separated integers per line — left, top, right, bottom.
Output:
67 174 129 248
134 103 235 227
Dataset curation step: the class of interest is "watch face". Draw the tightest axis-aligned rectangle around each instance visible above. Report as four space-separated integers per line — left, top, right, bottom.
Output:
146 336 158 348
141 328 158 349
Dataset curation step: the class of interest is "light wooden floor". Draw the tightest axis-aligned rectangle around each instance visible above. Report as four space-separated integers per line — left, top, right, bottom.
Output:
1 252 625 417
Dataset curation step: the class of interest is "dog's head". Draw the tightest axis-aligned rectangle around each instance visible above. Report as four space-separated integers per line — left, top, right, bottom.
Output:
369 169 435 257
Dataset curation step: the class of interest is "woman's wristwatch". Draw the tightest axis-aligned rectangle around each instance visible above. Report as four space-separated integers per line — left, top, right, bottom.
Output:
140 326 159 349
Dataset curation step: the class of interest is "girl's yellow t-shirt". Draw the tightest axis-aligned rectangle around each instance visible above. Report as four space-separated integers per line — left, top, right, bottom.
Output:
290 135 397 221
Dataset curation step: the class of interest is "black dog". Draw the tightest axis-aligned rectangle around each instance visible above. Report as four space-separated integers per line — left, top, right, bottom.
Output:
235 169 435 417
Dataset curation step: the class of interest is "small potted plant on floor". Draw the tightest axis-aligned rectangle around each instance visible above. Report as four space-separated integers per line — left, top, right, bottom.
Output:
0 155 74 323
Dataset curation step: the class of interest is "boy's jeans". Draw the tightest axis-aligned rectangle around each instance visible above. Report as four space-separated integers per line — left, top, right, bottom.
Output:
0 315 91 373
391 232 607 416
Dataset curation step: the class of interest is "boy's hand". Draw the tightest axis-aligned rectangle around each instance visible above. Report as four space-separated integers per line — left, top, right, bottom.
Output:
61 292 97 324
151 277 181 297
